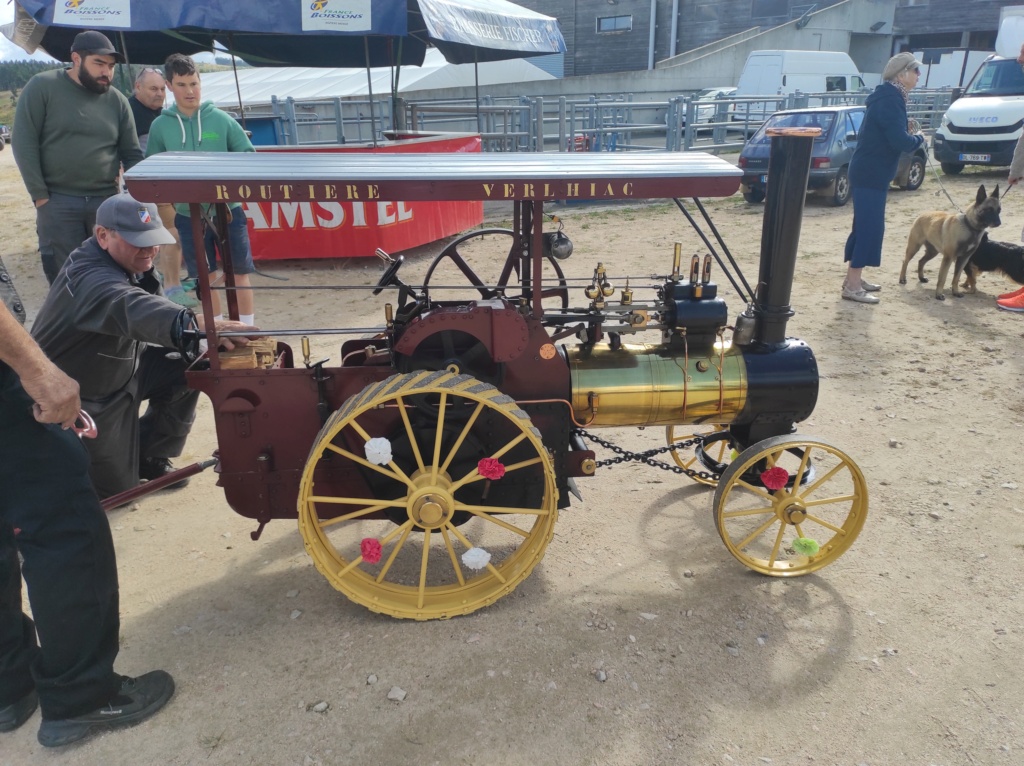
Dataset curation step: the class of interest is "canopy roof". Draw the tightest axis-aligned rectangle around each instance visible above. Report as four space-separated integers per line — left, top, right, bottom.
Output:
197 48 555 109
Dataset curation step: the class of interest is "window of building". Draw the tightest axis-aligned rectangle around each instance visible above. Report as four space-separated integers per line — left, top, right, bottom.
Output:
597 15 632 33
694 0 719 23
751 0 789 19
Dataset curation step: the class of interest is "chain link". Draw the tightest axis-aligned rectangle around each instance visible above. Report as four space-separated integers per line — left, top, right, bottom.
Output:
574 428 721 482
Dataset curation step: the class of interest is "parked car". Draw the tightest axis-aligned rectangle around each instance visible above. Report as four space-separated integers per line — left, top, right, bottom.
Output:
0 124 9 147
686 86 736 126
737 105 927 206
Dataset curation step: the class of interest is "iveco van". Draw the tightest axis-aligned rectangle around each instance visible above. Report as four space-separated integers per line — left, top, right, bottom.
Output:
932 55 1024 174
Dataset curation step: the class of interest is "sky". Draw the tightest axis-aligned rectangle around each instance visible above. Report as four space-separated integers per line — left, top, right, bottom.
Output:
0 3 57 61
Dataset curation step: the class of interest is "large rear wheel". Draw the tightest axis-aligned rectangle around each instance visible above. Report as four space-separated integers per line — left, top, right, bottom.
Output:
297 371 558 620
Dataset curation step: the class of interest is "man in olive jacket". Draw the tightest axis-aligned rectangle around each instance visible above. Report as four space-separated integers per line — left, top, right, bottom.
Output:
12 30 143 283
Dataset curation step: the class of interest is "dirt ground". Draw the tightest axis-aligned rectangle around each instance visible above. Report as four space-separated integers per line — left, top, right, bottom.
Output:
2 144 1024 766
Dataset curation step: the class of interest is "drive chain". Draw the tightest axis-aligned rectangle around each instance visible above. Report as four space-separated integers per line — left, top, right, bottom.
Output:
573 429 721 482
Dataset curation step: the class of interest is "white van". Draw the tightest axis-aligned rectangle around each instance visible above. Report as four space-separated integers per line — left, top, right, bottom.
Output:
732 50 865 125
932 55 1024 173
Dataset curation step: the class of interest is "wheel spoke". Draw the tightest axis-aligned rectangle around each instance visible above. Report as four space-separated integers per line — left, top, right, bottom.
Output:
315 501 402 528
803 514 848 535
341 419 415 486
457 506 533 537
376 523 414 583
396 395 426 473
418 529 432 609
431 392 449 477
802 493 857 508
450 455 544 491
736 514 779 551
325 442 413 487
801 461 848 498
767 522 786 568
446 522 508 583
438 401 485 475
791 446 812 490
722 504 775 519
441 526 466 586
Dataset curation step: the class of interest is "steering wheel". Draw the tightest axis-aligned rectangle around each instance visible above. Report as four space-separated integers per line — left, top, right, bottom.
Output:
373 254 405 296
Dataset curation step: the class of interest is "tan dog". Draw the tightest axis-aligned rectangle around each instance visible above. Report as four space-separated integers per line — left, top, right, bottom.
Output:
899 184 1002 300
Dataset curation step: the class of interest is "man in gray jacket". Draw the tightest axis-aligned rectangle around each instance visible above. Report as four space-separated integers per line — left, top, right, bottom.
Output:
31 194 254 501
13 30 143 283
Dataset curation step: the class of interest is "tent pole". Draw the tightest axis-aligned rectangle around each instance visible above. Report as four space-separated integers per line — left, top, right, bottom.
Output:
117 32 132 95
227 34 247 130
224 34 245 129
475 51 481 134
364 37 378 148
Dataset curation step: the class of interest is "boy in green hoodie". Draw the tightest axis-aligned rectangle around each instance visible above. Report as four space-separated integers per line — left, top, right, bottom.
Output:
145 54 256 325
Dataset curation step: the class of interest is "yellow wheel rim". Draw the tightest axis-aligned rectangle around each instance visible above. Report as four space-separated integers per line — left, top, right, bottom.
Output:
297 370 558 620
712 435 867 576
665 424 731 486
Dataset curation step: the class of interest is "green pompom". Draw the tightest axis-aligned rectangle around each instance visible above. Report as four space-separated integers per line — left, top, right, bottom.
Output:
793 537 820 556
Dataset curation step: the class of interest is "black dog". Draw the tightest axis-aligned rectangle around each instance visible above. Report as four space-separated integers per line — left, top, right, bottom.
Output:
960 234 1024 294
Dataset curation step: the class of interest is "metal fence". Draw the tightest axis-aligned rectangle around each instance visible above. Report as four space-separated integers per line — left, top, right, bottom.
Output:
262 88 956 154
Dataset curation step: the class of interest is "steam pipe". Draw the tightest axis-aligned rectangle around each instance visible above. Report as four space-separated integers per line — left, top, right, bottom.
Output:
753 128 817 347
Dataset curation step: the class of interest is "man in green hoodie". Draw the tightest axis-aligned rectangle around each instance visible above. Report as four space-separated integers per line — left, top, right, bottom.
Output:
145 54 257 326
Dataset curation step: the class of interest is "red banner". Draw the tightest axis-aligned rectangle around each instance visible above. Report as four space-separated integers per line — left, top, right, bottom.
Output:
247 135 483 260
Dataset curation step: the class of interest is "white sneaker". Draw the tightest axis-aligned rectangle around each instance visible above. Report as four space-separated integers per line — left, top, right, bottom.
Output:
860 280 881 292
842 287 879 304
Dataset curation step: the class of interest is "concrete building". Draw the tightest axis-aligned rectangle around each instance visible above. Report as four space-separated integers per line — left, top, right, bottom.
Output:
514 0 1020 78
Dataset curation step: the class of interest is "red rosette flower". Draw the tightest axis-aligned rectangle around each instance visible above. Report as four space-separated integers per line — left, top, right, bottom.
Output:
760 466 789 491
360 537 382 564
477 457 506 481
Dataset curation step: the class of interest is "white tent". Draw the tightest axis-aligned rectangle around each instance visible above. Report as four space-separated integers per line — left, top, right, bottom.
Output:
198 48 555 110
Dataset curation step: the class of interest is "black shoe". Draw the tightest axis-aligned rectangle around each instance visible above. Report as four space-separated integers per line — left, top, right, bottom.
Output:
138 457 190 489
37 671 174 748
0 689 38 733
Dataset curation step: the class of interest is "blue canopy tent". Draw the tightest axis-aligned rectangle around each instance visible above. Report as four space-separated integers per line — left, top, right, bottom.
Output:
6 0 565 135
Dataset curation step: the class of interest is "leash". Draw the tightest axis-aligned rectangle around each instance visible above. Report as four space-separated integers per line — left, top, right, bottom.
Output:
921 137 1015 214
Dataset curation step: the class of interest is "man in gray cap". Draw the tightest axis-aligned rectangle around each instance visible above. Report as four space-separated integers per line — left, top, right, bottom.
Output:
13 30 144 283
31 194 255 501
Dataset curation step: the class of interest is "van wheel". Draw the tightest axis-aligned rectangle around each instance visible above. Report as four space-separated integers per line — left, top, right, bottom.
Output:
830 167 850 207
940 162 964 175
743 186 765 204
901 156 926 191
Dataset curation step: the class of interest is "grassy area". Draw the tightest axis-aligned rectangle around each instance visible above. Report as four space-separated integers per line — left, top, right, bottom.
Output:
1 91 15 127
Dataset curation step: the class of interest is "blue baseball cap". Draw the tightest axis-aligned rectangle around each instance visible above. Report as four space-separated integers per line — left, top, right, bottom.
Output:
96 194 176 247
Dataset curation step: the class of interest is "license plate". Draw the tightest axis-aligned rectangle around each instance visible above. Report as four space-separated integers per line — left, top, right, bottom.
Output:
959 153 991 162
759 175 768 184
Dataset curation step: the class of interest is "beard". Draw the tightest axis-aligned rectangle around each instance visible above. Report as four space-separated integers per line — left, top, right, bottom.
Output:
79 66 111 95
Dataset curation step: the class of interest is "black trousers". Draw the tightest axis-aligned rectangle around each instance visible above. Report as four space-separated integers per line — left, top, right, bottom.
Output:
86 346 200 500
0 363 121 720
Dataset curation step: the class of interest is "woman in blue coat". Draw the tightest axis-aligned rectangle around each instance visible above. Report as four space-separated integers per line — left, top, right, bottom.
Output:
842 52 926 304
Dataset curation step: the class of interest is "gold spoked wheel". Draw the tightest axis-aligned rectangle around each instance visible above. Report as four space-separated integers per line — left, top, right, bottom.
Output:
665 424 732 486
712 435 867 576
297 370 558 620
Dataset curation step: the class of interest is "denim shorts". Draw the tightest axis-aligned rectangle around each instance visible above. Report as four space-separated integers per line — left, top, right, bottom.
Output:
174 207 256 278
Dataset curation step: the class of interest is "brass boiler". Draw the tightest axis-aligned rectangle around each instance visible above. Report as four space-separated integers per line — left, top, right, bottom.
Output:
566 340 818 430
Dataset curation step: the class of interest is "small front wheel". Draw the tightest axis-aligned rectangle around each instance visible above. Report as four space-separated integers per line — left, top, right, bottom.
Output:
713 435 867 576
940 162 964 176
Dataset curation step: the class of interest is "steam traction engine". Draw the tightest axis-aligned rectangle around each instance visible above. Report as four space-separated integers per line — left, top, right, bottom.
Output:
125 130 867 620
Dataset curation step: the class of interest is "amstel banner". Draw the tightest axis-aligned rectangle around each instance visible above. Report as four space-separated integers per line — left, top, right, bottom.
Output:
247 135 483 260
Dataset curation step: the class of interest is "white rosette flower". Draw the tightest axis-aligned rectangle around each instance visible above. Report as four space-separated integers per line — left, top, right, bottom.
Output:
364 437 393 466
461 547 492 571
